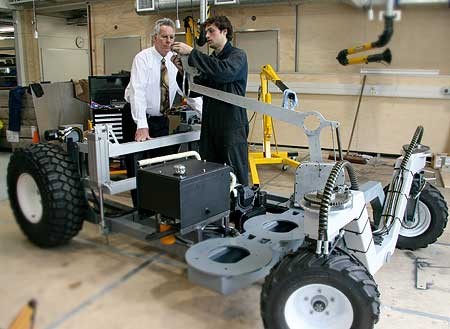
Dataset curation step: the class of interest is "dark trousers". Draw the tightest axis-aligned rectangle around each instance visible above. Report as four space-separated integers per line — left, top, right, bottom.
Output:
122 103 174 207
199 125 249 186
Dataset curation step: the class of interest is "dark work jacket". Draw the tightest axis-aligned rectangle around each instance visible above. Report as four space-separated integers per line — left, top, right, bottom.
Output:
185 42 248 132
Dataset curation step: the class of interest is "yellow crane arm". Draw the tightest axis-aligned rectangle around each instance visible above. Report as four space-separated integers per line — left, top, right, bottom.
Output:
249 64 300 185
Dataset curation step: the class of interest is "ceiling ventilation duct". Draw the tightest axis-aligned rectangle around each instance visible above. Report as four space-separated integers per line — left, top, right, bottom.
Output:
136 0 156 12
136 0 301 13
343 0 449 6
214 0 239 4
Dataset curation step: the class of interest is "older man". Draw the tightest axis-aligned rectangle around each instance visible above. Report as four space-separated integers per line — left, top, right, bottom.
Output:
124 18 179 143
123 18 184 206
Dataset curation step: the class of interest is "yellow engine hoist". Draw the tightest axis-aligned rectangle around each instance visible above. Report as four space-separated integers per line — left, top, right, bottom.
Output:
249 64 300 186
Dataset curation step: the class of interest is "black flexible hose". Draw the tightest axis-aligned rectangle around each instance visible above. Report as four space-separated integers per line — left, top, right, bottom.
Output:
375 126 425 234
372 16 394 48
400 126 424 170
318 160 359 242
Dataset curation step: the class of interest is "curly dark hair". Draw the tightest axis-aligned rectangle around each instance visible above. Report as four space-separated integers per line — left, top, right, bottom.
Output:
204 16 233 42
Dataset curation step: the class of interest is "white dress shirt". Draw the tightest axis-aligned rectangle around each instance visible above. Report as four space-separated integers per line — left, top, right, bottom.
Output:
124 47 180 129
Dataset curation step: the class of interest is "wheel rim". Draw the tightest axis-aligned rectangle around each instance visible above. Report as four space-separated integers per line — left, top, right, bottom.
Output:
400 201 431 237
284 283 353 329
16 173 43 224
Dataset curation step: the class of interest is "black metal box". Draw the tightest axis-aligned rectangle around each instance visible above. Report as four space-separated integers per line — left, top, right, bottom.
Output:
137 159 230 231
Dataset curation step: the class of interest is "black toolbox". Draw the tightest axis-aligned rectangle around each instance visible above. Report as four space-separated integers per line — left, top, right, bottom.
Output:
137 158 231 232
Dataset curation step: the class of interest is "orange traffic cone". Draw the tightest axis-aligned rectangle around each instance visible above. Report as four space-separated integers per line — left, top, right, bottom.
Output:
31 126 40 143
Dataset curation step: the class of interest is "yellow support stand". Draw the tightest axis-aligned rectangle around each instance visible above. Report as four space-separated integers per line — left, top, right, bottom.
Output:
249 65 300 186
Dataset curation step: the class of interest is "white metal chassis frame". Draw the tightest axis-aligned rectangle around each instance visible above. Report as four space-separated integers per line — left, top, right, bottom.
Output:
76 125 200 232
77 125 200 195
302 147 430 275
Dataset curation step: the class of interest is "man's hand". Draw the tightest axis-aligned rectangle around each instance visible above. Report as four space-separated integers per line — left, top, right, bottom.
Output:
171 55 183 72
135 128 151 142
171 42 193 56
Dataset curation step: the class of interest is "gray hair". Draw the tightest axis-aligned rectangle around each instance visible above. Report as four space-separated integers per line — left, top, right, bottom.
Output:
153 18 175 36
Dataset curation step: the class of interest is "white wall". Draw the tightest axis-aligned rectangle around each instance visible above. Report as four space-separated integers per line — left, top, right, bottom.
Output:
0 0 11 9
37 15 89 82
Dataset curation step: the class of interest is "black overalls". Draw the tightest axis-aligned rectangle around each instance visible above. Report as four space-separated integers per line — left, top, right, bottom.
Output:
183 42 249 185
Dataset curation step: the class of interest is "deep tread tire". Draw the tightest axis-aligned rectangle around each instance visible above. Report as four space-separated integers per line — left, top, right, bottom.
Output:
261 250 380 329
7 143 87 247
397 183 448 250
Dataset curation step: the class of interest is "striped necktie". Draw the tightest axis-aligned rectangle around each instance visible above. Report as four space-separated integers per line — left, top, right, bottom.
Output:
160 58 170 115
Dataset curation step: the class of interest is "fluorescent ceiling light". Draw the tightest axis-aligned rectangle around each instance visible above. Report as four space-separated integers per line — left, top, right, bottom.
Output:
360 68 440 76
0 26 14 33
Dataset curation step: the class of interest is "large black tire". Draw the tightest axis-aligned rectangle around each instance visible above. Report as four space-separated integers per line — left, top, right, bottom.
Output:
7 143 87 247
261 250 380 329
396 183 448 250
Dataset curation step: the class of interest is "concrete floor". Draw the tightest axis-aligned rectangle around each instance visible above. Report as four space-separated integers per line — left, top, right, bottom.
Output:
0 150 449 329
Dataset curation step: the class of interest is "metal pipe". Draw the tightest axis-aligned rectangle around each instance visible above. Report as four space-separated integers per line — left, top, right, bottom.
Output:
294 4 299 72
199 0 207 23
346 75 367 157
386 0 395 16
98 186 106 233
87 3 93 75
138 151 201 167
335 126 343 161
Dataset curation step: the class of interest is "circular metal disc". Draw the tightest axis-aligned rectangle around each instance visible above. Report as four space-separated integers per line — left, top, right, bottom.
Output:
186 237 274 276
243 210 304 242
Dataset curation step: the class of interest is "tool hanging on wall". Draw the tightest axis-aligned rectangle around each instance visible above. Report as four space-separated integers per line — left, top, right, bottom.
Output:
336 0 396 66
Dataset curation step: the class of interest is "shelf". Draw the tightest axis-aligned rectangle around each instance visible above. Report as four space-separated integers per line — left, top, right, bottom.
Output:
0 52 18 88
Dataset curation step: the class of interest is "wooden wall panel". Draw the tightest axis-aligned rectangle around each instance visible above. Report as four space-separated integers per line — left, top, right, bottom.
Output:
90 1 297 74
248 92 450 155
214 5 297 72
90 0 176 75
297 3 450 74
89 1 450 154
